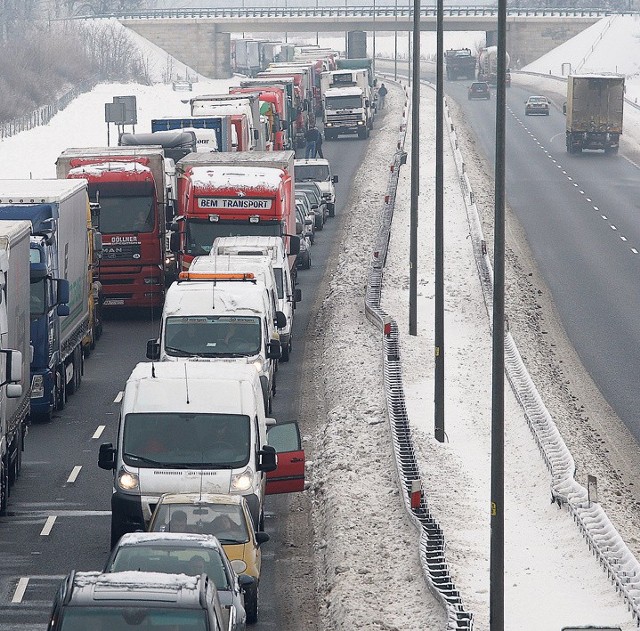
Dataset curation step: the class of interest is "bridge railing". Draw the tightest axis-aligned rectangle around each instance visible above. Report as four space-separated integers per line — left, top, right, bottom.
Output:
77 7 634 20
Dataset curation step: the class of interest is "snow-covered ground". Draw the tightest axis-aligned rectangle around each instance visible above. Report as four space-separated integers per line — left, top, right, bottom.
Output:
2 15 640 630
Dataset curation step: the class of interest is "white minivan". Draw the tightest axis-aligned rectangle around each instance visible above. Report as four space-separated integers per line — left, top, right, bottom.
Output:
294 158 339 216
210 236 301 361
146 266 285 413
98 362 305 547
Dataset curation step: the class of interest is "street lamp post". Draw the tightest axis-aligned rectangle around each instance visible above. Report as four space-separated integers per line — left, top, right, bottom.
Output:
394 0 398 81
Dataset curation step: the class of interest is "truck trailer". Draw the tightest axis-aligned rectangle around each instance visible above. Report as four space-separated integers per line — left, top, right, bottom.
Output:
0 180 89 420
0 220 32 512
445 48 477 81
565 74 625 154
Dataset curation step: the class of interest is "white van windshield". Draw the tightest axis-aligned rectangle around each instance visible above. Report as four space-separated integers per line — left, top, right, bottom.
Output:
165 315 261 357
295 164 330 182
123 412 251 468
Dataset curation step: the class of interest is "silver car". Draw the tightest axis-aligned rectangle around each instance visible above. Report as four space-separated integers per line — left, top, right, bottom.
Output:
103 532 251 631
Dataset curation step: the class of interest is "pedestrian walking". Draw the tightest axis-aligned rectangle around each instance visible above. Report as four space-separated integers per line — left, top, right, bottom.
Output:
377 83 388 110
304 123 321 159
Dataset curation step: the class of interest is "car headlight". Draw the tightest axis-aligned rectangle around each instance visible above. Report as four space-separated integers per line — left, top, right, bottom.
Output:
231 559 248 574
231 467 254 493
117 469 139 491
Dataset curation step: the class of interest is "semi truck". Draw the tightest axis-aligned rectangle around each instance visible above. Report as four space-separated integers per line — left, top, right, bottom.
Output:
151 115 237 153
0 180 89 420
565 74 625 154
0 220 32 513
171 151 299 277
444 48 477 80
320 69 374 140
56 146 170 309
477 46 511 87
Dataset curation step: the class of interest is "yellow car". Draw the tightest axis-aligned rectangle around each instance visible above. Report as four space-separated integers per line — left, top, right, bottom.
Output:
147 492 268 624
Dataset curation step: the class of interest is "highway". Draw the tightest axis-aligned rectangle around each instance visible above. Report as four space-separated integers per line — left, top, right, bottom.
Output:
0 122 369 630
380 57 640 444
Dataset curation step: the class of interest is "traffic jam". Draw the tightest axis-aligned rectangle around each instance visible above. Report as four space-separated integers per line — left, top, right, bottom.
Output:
0 36 380 630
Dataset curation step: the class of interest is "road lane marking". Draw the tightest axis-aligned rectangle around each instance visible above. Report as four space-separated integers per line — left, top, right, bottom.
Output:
93 425 105 439
11 577 29 603
67 466 82 484
40 516 56 536
114 391 123 403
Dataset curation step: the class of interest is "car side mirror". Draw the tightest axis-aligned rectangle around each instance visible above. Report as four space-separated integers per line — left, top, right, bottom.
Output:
332 175 339 183
274 311 287 329
255 531 270 546
266 339 282 360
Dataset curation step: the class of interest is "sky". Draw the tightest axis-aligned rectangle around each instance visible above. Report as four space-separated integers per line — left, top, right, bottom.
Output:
2 15 640 631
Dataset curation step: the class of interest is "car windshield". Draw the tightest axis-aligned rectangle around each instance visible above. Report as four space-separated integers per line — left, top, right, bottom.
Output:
151 503 250 545
122 412 251 468
59 607 207 630
186 220 282 256
164 315 261 358
108 545 230 590
298 188 320 204
295 164 330 182
528 97 546 103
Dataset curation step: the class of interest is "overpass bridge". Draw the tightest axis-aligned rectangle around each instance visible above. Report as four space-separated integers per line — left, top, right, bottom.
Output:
92 6 622 78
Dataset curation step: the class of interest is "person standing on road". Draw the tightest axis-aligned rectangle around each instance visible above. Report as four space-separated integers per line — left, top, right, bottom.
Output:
377 83 388 110
316 127 324 158
304 123 321 159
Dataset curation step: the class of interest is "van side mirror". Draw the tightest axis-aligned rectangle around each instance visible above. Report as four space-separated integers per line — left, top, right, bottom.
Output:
146 339 160 360
332 175 339 183
255 531 270 546
266 339 282 360
98 443 116 470
274 311 287 329
288 235 300 256
258 445 278 472
169 231 180 253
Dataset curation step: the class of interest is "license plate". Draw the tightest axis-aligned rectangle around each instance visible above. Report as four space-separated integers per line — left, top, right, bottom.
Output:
103 299 125 306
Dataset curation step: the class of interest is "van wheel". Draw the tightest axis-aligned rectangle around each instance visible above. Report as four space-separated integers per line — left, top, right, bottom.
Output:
281 340 290 362
111 515 129 549
244 581 259 624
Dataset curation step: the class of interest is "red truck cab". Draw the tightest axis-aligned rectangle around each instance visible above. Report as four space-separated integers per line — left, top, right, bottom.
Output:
58 151 167 309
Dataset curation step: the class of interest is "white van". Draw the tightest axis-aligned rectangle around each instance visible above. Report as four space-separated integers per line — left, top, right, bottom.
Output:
294 158 339 216
146 268 285 414
210 236 301 361
98 362 305 547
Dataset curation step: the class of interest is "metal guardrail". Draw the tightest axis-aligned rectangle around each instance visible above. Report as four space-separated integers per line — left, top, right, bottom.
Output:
78 6 633 20
364 80 474 631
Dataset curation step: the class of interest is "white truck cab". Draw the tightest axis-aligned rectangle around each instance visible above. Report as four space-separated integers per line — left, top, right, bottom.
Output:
146 268 284 414
98 362 305 547
294 158 339 215
210 236 301 360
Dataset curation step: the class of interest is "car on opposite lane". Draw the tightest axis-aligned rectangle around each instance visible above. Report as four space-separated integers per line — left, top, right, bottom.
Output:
468 81 491 100
524 95 550 115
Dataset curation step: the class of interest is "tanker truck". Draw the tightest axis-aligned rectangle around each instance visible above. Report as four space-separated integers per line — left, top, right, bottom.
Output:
477 46 511 87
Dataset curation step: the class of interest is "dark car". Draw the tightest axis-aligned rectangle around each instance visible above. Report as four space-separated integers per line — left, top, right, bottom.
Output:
103 532 250 631
468 81 491 100
525 95 550 115
47 571 225 631
296 181 328 228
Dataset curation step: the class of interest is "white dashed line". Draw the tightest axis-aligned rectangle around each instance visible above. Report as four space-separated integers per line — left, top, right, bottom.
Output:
601 215 608 220
40 516 56 536
67 466 82 484
12 577 29 603
93 425 105 439
632 248 639 254
611 225 618 231
114 391 123 403
621 236 627 242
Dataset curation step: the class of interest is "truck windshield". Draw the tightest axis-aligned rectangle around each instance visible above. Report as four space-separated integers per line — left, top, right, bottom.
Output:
30 278 47 317
165 315 261 358
88 183 155 234
186 220 281 256
59 607 207 630
325 95 363 110
295 164 330 182
123 412 251 468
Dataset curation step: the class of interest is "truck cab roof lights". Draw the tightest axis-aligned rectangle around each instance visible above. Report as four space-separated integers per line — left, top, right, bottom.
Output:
178 271 256 282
